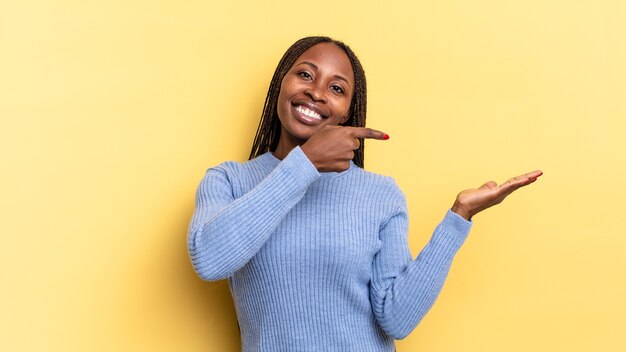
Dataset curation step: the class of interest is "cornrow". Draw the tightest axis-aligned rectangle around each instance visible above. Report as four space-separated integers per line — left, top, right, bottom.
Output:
248 36 368 168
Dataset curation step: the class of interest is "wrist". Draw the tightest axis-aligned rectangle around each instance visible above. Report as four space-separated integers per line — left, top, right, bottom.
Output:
300 144 320 171
451 201 472 221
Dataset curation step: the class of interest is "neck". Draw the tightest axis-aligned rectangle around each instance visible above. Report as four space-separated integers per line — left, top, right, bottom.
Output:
272 133 304 161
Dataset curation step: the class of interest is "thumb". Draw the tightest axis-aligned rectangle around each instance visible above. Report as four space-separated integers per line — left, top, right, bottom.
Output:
324 113 349 127
479 181 498 190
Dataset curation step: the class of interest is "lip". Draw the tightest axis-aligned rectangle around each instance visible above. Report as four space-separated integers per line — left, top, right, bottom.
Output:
292 100 329 119
290 98 331 126
291 104 324 125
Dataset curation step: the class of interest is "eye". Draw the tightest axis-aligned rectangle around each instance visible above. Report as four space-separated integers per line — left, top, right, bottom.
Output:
331 85 345 94
297 71 312 80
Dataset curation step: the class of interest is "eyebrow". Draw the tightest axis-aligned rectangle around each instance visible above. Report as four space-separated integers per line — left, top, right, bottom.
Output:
298 61 352 87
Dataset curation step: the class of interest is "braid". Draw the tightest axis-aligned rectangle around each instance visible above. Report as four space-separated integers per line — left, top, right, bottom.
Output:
249 36 368 168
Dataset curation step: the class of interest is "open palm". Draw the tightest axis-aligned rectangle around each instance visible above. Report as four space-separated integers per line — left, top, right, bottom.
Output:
451 170 543 220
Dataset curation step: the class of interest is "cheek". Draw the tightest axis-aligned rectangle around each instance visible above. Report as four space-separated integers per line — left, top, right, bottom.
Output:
338 96 353 119
277 83 296 112
276 84 290 115
278 76 297 97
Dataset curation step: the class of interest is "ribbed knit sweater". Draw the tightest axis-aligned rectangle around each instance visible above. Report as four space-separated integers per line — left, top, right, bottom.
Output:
187 146 472 352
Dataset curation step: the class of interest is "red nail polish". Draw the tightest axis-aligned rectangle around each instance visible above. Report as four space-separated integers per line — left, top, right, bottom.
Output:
383 134 389 140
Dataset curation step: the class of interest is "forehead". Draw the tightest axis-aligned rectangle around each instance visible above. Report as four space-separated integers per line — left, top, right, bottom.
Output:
293 42 355 84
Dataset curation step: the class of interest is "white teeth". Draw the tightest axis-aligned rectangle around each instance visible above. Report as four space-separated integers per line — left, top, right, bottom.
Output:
296 105 322 120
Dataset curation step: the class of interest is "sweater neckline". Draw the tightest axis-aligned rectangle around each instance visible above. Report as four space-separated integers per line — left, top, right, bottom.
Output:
258 151 355 179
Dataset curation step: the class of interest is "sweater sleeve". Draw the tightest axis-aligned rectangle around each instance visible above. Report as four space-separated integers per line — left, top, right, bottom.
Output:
369 184 472 340
187 146 320 281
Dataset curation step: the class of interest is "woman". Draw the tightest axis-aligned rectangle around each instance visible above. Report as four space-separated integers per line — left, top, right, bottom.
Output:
187 36 542 352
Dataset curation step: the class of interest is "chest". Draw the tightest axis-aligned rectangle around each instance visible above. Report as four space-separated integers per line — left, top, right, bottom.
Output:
252 182 384 278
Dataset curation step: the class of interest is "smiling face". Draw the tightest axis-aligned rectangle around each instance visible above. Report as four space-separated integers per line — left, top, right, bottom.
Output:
276 42 355 147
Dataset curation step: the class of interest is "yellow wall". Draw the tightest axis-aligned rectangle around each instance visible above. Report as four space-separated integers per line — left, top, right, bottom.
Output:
1 0 624 350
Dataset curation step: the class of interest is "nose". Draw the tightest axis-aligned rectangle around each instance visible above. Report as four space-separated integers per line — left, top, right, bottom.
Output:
304 82 327 103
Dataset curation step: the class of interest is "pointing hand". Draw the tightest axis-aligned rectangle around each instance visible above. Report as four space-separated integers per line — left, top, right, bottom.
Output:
301 124 388 172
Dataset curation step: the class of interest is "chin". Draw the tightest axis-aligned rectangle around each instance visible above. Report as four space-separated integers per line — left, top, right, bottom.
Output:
278 123 315 145
290 129 315 144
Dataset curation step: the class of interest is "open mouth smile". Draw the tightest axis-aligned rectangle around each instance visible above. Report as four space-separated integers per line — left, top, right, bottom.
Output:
296 105 322 120
292 104 327 125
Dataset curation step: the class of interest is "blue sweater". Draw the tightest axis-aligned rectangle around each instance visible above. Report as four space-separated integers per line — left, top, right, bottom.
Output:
188 146 472 352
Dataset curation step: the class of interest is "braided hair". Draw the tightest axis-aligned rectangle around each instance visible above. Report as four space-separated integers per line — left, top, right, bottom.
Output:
248 36 368 168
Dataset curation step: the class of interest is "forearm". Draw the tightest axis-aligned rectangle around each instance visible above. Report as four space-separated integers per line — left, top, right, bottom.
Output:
372 210 472 339
188 147 319 280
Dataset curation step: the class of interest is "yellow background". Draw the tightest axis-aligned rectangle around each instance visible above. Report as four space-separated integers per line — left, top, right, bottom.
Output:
1 0 625 350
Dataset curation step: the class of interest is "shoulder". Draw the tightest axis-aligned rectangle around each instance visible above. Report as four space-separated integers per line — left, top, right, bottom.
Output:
205 153 273 179
197 153 276 198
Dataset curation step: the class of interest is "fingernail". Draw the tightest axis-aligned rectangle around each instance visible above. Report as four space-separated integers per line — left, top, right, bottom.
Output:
383 134 389 140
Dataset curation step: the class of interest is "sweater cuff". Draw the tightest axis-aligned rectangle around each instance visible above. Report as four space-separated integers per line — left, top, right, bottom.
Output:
430 209 473 254
444 208 473 233
282 146 320 183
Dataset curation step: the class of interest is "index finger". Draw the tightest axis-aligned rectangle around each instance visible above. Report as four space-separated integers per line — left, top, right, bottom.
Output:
347 127 389 140
506 170 544 185
499 169 544 194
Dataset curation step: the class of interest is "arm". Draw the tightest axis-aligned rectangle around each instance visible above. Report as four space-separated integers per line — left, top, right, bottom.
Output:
370 188 472 340
187 146 319 281
370 169 543 339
